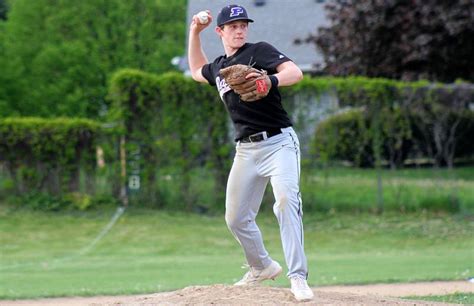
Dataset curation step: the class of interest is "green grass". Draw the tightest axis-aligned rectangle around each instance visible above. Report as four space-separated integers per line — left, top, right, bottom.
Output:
407 293 474 304
2 166 473 214
1 207 473 299
300 166 474 214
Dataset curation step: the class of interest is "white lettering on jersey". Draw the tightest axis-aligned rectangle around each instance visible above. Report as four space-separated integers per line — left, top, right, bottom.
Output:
216 76 231 101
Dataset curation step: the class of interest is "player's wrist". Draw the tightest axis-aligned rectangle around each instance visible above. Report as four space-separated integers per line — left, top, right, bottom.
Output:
269 75 279 88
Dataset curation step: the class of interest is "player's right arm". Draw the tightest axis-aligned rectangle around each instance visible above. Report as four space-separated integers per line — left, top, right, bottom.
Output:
188 11 212 84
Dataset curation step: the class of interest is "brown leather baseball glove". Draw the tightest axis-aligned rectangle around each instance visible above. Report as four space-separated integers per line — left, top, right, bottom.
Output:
219 64 272 102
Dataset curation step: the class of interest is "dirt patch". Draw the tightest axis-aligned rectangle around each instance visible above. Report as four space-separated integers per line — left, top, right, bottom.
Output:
2 281 472 306
318 281 474 297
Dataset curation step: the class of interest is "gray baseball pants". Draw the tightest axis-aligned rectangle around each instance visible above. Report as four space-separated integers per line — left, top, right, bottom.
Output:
225 127 308 279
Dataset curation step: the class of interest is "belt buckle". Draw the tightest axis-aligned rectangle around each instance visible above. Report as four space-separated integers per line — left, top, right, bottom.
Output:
249 132 267 143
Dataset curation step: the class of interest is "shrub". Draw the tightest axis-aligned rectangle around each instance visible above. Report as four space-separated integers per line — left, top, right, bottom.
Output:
313 108 473 167
0 117 104 196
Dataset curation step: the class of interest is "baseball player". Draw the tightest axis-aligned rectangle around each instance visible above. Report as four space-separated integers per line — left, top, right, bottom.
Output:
188 4 314 301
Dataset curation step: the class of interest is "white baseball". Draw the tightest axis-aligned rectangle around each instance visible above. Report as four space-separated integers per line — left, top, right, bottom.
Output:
197 11 209 24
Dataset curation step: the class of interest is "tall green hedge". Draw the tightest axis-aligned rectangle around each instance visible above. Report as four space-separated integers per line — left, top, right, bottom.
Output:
106 71 473 210
313 108 474 167
108 69 231 210
284 77 474 168
1 72 472 212
0 117 103 198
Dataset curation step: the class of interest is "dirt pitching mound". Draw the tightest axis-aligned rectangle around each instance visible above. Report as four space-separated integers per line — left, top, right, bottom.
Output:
3 281 471 305
125 284 449 305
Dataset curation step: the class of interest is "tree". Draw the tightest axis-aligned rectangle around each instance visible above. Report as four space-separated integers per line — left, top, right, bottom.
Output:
306 0 474 82
0 0 7 20
0 0 186 118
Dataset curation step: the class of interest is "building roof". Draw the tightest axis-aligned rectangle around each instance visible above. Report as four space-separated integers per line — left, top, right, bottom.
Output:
185 0 330 73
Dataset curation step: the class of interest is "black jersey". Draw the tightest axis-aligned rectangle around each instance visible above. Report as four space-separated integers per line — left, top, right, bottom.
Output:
202 42 293 141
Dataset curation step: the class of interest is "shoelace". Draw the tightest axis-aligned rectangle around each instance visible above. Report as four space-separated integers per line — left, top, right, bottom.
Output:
292 276 310 290
240 264 261 279
240 271 253 281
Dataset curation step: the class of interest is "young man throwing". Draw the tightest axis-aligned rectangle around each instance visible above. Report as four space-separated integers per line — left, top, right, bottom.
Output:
188 4 314 302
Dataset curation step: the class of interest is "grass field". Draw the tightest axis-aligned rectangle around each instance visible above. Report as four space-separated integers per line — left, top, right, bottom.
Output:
2 166 473 214
406 293 474 304
1 207 472 299
146 165 474 214
299 166 474 214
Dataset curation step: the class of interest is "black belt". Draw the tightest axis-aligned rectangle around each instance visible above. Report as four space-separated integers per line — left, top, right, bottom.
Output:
239 130 282 143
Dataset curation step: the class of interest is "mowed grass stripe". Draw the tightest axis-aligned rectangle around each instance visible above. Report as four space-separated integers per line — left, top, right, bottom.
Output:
0 209 472 299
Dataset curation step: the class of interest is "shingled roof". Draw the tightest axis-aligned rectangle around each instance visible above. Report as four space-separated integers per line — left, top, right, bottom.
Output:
185 0 330 73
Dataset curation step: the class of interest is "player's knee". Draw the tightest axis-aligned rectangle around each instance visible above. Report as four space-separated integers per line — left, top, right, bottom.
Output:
225 213 240 231
225 213 249 232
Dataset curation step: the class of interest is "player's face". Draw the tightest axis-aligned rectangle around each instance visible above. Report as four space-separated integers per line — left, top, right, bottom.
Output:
220 21 248 49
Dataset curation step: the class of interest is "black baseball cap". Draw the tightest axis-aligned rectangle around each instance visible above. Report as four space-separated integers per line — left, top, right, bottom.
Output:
217 4 254 27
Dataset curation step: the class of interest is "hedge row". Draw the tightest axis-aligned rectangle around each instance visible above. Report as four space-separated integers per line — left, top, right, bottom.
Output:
313 108 474 167
107 71 473 210
1 71 473 212
107 70 231 210
0 117 104 197
285 77 474 168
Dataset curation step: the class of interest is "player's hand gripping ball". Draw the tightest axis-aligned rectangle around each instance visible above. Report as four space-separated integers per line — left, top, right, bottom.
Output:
219 64 272 102
197 11 209 25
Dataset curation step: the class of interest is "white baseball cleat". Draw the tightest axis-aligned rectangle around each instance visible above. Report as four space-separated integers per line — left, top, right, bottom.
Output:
234 260 283 286
290 276 314 301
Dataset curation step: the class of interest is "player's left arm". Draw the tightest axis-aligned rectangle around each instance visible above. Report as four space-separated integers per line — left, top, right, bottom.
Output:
273 61 303 87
